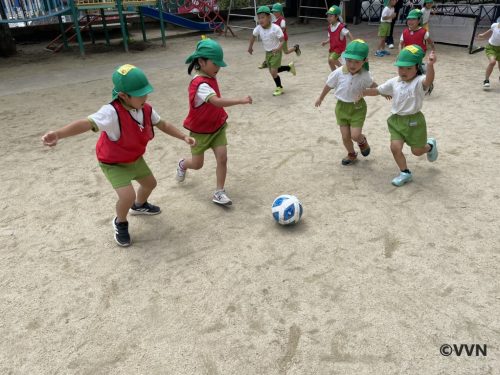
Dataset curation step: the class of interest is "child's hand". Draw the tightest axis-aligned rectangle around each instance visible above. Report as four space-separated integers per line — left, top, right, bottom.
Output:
248 47 253 55
382 94 392 101
184 136 196 147
315 98 322 107
42 131 58 147
321 41 328 47
427 50 436 64
241 96 253 104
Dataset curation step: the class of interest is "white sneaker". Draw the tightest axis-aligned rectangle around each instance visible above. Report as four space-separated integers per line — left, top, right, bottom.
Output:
176 159 186 182
212 189 232 206
388 44 395 49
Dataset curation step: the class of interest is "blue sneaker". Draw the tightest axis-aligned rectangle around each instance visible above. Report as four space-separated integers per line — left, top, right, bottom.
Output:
375 50 384 57
382 50 391 56
391 171 412 187
427 138 438 162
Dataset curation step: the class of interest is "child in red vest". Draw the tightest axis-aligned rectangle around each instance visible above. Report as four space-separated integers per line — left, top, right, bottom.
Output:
321 6 352 71
259 3 301 69
42 64 196 247
399 9 435 53
177 39 252 206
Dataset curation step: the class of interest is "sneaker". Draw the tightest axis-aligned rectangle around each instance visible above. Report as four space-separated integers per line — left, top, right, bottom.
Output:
289 61 296 76
273 87 284 96
213 189 232 206
358 137 371 157
112 217 131 247
129 201 161 215
176 158 186 182
391 171 412 187
426 138 438 162
483 80 490 90
294 44 301 56
382 50 391 56
258 61 268 69
375 50 385 57
388 43 395 49
426 83 434 96
341 152 358 165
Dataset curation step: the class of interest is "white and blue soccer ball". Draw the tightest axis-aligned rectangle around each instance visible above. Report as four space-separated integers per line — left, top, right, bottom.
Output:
272 195 303 225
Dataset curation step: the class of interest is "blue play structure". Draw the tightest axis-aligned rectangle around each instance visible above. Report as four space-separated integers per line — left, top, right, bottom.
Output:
140 6 222 31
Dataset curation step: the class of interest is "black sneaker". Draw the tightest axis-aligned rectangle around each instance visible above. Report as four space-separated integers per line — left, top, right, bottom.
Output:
113 217 130 247
294 44 301 56
129 201 161 215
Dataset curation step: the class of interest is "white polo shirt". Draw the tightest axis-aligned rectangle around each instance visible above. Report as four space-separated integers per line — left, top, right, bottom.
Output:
489 23 500 46
380 6 395 23
377 75 428 115
326 66 373 103
421 7 431 24
253 23 284 52
89 104 161 141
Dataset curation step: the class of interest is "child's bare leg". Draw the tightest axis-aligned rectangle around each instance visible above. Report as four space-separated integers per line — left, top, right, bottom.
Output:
115 185 136 222
183 154 205 170
411 144 431 157
135 174 157 205
378 36 386 51
340 126 355 154
212 146 228 190
269 67 279 79
485 56 497 79
350 127 365 144
328 57 339 71
390 140 408 170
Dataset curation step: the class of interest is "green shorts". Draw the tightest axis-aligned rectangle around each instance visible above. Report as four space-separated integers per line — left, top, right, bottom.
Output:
99 156 152 189
387 112 427 148
329 51 341 60
190 123 228 155
378 22 391 37
265 50 283 69
283 41 288 51
335 99 367 128
485 43 500 61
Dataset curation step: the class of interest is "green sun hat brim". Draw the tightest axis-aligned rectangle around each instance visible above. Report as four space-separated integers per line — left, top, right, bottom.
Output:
326 5 341 15
185 38 227 67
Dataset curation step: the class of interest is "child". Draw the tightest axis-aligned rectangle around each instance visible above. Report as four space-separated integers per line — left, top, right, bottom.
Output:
476 20 500 90
321 5 352 71
362 45 438 186
177 38 252 206
315 40 377 165
259 3 301 69
421 0 434 31
41 64 196 247
249 5 296 96
399 9 435 53
376 0 398 57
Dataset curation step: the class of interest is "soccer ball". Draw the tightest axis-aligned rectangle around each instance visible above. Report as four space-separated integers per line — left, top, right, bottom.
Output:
271 195 303 225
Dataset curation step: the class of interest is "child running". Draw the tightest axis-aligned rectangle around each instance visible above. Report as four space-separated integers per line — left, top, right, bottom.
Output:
259 3 301 69
321 5 352 71
399 9 435 52
177 38 252 206
421 0 434 31
41 64 196 247
376 0 398 57
476 19 500 90
362 45 438 187
315 40 377 165
249 5 297 96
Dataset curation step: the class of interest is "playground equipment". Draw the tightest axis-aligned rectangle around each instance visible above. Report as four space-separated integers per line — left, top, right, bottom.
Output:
0 0 227 56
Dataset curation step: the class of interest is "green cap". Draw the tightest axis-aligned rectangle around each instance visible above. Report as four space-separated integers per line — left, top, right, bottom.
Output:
326 5 341 15
383 0 390 6
394 45 425 67
343 39 369 71
112 64 153 100
407 9 423 19
257 5 271 14
185 38 227 67
271 3 283 13
424 0 433 3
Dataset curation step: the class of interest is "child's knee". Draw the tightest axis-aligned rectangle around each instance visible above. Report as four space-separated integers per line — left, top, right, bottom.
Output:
191 160 204 170
390 144 403 155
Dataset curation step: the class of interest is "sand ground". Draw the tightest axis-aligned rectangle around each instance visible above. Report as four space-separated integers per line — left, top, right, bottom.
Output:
1 21 499 374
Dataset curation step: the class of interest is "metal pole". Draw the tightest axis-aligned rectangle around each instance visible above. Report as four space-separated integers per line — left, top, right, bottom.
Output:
58 13 69 49
139 6 147 41
100 8 110 45
116 0 129 52
157 0 166 47
69 0 85 56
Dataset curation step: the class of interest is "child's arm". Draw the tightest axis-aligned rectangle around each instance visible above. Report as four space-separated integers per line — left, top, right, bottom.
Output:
248 35 256 54
208 95 253 108
347 31 353 42
476 29 492 40
422 50 436 90
399 39 404 51
315 85 332 107
155 120 196 146
273 37 284 53
42 119 93 147
362 88 381 97
427 37 435 51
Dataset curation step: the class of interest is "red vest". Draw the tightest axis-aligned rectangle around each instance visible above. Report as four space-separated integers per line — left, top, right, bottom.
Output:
184 76 228 134
95 100 154 164
274 16 288 41
402 27 427 52
328 23 347 54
